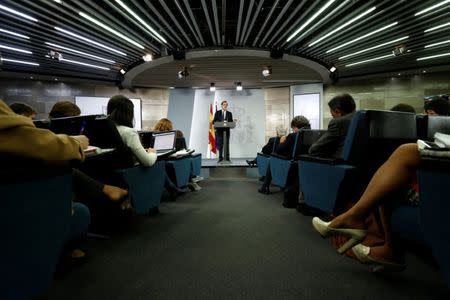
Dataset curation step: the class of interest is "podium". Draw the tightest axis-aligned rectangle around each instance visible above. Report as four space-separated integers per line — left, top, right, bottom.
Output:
214 121 236 164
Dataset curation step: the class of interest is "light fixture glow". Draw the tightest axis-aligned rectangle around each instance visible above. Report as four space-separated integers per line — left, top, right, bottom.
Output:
54 27 126 56
44 42 115 63
59 58 110 70
1 58 39 66
425 40 450 48
345 54 394 67
54 0 62 3
120 69 126 75
339 36 409 60
327 22 398 53
142 53 153 62
287 0 337 42
309 6 376 47
417 53 450 61
79 12 144 49
424 22 450 33
236 82 243 91
114 0 167 44
210 83 216 92
0 4 38 22
0 44 32 54
329 66 336 72
0 28 29 39
415 0 450 16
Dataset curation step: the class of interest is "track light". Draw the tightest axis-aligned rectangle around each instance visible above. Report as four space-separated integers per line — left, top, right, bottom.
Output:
0 4 38 22
338 36 409 60
425 40 450 48
424 22 450 33
210 83 216 92
177 66 189 79
142 53 153 62
415 0 450 16
345 54 395 67
48 50 63 60
0 44 32 54
1 58 39 66
417 53 450 61
45 42 115 63
59 58 109 70
236 82 243 91
0 28 29 39
262 66 272 77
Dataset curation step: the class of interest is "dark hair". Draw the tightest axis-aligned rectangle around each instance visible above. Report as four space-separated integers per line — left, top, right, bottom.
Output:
175 130 184 138
221 100 228 105
49 101 81 118
107 95 134 127
328 94 356 114
291 115 310 129
9 102 36 117
424 96 450 116
391 103 416 113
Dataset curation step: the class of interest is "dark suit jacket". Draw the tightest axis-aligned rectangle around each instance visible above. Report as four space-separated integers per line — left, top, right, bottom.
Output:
309 112 355 158
261 137 280 155
213 110 233 132
275 133 297 158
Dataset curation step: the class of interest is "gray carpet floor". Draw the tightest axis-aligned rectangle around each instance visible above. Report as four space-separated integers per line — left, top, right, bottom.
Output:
39 179 449 299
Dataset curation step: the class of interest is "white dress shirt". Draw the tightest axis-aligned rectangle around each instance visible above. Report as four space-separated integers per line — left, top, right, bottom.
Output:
116 125 157 167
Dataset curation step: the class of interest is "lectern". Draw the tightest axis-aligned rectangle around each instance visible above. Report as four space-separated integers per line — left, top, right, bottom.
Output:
214 121 236 164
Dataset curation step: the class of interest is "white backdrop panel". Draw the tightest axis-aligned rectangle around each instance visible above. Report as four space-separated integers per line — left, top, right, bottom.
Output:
293 93 320 129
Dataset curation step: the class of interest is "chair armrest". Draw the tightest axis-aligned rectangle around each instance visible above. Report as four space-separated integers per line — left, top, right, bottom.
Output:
257 152 270 158
297 154 343 164
270 153 291 161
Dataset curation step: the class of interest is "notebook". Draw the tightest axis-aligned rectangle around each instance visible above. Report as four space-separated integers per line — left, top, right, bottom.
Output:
152 131 177 157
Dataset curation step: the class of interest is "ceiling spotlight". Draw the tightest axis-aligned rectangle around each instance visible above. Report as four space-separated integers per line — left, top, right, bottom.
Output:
120 69 126 75
329 66 337 73
392 45 407 56
210 83 216 92
177 66 189 79
236 82 243 91
262 66 272 77
142 53 153 62
48 50 63 60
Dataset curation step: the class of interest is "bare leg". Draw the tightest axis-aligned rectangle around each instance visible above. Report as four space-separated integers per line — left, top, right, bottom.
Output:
330 143 420 229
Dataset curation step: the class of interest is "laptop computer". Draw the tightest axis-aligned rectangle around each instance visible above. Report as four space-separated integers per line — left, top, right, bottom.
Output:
152 131 177 157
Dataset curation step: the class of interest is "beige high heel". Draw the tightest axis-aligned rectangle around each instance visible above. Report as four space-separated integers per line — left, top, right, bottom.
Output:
312 217 367 254
352 244 406 273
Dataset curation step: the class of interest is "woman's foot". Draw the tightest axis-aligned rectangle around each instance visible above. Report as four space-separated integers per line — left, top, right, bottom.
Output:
329 213 366 231
103 185 128 201
352 244 405 272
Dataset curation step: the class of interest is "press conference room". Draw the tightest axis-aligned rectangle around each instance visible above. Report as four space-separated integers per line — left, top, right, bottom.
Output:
1 1 450 299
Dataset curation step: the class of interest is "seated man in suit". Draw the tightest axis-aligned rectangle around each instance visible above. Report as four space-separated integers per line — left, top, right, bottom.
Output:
246 126 287 167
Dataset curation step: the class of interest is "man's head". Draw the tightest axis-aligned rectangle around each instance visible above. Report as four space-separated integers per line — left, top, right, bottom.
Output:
221 100 228 111
9 102 36 119
424 96 450 116
391 103 416 113
49 101 81 118
328 94 356 118
291 115 310 133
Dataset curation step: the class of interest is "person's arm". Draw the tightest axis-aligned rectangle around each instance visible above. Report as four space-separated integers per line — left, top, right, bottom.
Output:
213 111 218 123
121 128 157 167
228 112 233 122
309 118 342 157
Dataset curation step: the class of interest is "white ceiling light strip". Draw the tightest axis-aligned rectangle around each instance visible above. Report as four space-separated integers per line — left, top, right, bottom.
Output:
0 44 32 54
415 0 450 16
0 28 30 39
45 42 115 63
0 4 38 22
425 40 450 48
327 22 398 53
1 58 39 66
309 6 376 47
339 36 409 60
424 22 450 33
114 0 167 44
54 27 126 56
286 0 336 42
59 58 110 70
345 54 394 67
417 52 450 61
79 12 145 49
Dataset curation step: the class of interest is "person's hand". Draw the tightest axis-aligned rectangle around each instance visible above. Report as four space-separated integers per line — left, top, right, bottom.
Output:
280 136 287 143
72 135 89 150
147 148 156 153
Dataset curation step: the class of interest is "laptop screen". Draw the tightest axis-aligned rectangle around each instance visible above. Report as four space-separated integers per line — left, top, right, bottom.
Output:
153 131 176 151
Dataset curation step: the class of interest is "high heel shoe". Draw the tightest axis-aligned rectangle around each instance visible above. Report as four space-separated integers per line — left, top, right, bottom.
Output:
312 217 367 254
352 244 406 273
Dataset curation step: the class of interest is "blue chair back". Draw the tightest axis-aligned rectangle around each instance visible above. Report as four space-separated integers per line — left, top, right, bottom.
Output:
166 156 192 187
190 153 202 176
0 172 72 300
416 115 450 140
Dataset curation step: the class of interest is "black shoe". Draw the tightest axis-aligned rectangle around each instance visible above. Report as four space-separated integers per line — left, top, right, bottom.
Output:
258 186 270 195
218 158 223 162
246 159 257 167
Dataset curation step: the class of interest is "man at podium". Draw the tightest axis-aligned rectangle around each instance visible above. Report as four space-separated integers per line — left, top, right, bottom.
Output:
213 100 233 162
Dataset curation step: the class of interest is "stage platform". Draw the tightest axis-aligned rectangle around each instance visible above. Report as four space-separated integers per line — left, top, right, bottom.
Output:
200 158 259 179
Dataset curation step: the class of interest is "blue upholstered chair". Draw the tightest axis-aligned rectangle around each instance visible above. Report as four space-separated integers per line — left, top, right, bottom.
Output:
299 110 417 213
256 137 279 178
190 153 202 177
0 170 72 300
165 156 192 188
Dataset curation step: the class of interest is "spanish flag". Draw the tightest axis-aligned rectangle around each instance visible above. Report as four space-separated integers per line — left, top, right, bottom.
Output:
208 103 217 154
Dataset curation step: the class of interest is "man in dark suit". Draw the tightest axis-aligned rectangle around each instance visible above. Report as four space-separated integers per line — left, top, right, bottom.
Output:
213 100 233 162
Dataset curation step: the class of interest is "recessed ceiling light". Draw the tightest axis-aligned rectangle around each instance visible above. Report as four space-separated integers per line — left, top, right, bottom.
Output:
338 36 409 60
327 22 398 53
329 66 336 72
79 12 145 49
54 27 126 56
114 0 167 44
30 76 34 79
59 58 110 70
424 22 450 33
0 4 38 22
54 0 62 3
236 82 243 91
397 73 401 76
424 40 450 48
0 44 32 54
54 78 58 81
422 70 427 73
120 69 126 75
1 58 39 66
417 52 450 61
44 42 115 63
210 83 216 92
287 0 337 42
0 28 29 39
309 6 376 47
345 54 394 67
415 0 450 16
142 53 153 62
